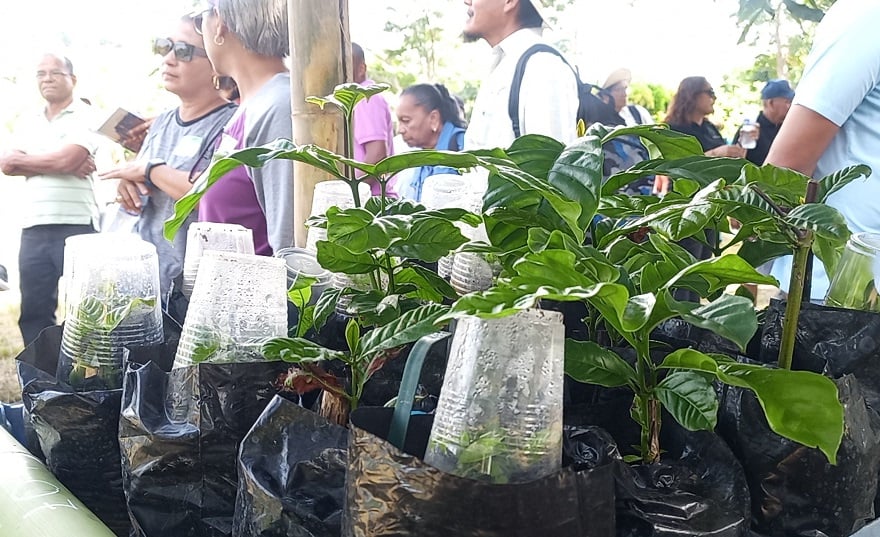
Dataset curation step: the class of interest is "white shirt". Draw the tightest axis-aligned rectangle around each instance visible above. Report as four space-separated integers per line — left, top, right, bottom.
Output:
464 28 579 150
619 104 654 126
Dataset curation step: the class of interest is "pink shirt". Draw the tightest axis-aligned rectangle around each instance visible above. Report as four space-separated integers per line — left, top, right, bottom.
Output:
353 79 395 195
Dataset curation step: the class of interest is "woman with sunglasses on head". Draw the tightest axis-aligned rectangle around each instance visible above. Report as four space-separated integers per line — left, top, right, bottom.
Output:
394 83 468 202
98 15 236 302
192 0 294 256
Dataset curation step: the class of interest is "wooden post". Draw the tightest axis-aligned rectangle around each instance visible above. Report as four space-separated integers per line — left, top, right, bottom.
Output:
288 0 351 247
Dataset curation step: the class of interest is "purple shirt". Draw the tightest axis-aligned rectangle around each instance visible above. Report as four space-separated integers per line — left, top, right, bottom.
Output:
198 74 295 256
353 79 395 195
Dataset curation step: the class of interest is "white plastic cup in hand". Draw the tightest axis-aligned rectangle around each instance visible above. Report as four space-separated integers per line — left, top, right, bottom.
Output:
173 251 288 369
738 119 758 150
181 222 254 298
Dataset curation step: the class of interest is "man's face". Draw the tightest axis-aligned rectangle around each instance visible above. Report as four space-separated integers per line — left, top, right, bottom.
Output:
463 0 507 43
159 20 215 99
608 82 628 112
35 55 75 104
764 97 792 125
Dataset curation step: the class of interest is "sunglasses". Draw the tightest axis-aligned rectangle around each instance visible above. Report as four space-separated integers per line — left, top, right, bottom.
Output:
152 37 209 62
192 4 215 36
701 89 717 99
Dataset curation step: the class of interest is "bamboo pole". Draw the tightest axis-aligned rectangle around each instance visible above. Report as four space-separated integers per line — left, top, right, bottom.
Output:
289 0 351 246
0 427 116 536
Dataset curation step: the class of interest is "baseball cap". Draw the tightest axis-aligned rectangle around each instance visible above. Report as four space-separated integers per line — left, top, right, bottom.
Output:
761 79 795 100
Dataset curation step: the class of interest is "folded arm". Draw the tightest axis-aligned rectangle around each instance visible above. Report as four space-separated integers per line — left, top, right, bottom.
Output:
0 144 94 178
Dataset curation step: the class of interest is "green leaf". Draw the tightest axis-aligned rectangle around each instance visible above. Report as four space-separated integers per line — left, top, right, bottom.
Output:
596 123 705 159
564 340 637 388
602 155 746 196
660 349 844 464
345 318 361 355
785 203 851 242
261 337 346 363
510 249 597 289
386 217 468 262
665 254 779 293
295 306 315 338
287 276 316 310
655 371 718 431
326 206 405 253
315 241 381 274
547 135 604 235
395 265 457 302
504 134 566 178
738 163 808 207
313 287 342 331
306 82 390 118
815 164 871 203
669 294 759 352
358 303 449 358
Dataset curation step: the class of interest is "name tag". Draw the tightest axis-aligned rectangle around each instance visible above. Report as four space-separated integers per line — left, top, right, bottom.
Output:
173 135 203 158
216 133 239 156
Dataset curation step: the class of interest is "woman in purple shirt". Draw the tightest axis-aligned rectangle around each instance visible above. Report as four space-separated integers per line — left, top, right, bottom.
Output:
193 0 294 255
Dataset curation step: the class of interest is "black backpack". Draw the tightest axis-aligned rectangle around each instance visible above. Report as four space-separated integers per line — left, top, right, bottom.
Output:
508 43 623 138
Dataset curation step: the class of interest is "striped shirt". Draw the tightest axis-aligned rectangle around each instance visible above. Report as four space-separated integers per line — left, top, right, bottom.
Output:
17 99 99 228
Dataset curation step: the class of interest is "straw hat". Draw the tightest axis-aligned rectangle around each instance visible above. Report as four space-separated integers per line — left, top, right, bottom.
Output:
603 68 632 90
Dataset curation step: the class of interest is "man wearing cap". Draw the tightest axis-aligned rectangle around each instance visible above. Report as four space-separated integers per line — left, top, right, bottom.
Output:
735 79 794 166
602 68 654 126
766 0 880 301
0 53 99 345
462 0 579 149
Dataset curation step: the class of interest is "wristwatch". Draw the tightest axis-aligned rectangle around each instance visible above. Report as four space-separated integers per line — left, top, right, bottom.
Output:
144 158 166 188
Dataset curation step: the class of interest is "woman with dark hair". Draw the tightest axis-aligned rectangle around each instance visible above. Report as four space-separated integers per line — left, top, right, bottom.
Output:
191 0 294 256
664 76 746 158
395 83 468 201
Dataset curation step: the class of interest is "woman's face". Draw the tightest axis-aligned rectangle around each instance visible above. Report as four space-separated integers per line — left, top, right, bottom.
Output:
159 21 214 98
696 85 716 116
397 94 440 149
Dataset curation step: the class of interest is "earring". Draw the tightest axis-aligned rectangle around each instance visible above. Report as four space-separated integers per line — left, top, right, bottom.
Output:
432 126 437 133
214 35 224 46
212 75 220 90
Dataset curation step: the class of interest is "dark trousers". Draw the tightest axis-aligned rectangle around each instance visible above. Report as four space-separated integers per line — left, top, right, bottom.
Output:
18 224 95 346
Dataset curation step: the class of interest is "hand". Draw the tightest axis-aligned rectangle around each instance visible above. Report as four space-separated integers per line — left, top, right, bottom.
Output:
116 179 149 214
653 174 670 196
98 161 149 185
72 155 96 179
121 117 154 154
706 144 747 158
0 150 25 176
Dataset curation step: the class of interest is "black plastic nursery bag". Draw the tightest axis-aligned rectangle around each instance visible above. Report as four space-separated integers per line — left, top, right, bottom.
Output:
233 394 348 537
719 375 880 537
119 348 289 537
16 324 131 537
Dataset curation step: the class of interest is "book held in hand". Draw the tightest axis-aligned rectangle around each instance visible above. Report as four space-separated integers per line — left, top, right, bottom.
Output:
96 108 146 152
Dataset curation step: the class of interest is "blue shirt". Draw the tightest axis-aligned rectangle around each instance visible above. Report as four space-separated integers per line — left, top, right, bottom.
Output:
771 0 880 299
396 121 466 202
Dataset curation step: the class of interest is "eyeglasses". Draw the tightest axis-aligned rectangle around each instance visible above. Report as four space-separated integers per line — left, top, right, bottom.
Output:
701 89 717 99
35 70 71 80
152 37 209 62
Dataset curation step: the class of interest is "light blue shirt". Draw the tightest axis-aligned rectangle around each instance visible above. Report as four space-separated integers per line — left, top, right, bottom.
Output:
771 0 880 299
396 121 466 202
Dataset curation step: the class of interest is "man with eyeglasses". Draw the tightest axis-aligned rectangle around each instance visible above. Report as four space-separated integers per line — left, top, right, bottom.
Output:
98 16 236 303
0 53 99 345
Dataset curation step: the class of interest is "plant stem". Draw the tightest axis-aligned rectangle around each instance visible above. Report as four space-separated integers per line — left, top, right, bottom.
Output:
646 397 661 464
778 231 812 370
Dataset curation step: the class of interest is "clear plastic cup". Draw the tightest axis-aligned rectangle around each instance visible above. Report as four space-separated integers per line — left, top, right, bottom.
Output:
304 226 327 255
449 222 498 294
59 234 163 390
332 272 381 315
311 180 372 216
424 309 565 483
275 247 331 304
825 232 880 312
173 251 287 369
420 174 469 210
181 222 255 298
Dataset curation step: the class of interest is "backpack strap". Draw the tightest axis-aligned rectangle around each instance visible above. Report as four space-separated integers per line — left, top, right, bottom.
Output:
509 43 574 138
628 105 643 125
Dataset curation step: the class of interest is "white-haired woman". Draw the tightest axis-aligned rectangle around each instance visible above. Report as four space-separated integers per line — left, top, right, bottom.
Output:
192 0 294 255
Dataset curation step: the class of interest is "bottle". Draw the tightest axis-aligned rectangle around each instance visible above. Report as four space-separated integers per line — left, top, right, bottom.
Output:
739 119 758 150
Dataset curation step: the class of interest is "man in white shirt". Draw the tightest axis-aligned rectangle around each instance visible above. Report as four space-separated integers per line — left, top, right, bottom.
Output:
463 0 579 150
0 53 98 345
